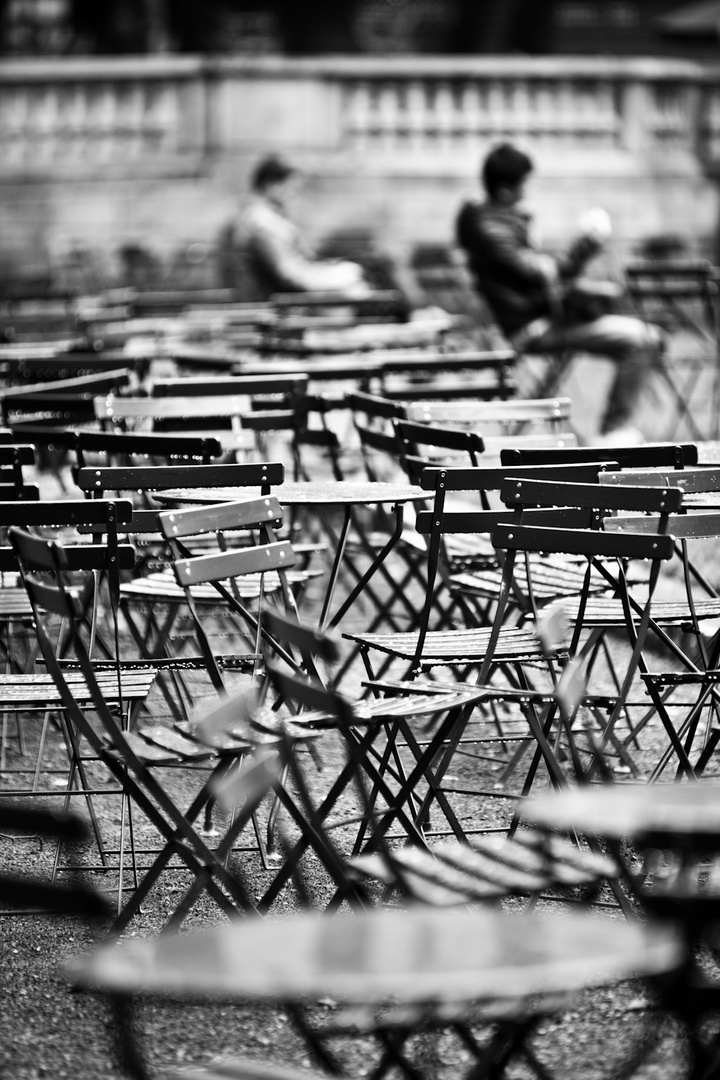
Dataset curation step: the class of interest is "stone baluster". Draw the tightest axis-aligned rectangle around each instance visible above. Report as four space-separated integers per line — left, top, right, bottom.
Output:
434 80 455 152
344 79 372 151
459 79 481 147
487 80 506 142
511 79 532 143
596 80 619 147
377 81 399 152
34 85 60 163
2 88 29 165
62 83 86 160
556 80 577 145
701 84 720 160
88 82 118 162
405 79 427 153
534 80 554 147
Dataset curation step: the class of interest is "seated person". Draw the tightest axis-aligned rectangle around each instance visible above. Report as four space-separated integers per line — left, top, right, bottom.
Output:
240 153 368 300
456 142 663 442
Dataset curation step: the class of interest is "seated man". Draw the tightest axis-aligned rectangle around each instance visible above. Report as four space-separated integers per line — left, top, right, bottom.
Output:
456 142 663 442
240 153 368 301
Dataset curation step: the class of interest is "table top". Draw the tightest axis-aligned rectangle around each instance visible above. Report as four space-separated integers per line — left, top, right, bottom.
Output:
67 907 679 1005
523 781 720 846
154 480 431 508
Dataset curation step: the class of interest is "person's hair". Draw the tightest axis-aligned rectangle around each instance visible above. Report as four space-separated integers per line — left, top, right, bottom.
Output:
481 143 533 198
250 154 297 193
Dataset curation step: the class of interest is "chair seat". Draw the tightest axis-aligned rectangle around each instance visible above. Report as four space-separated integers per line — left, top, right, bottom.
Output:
348 830 618 906
122 703 324 766
0 585 32 618
554 595 720 626
0 669 156 706
120 567 314 604
344 626 544 665
451 556 609 603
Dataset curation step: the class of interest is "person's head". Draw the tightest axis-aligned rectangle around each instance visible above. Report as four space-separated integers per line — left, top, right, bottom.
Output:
250 154 300 205
481 143 533 206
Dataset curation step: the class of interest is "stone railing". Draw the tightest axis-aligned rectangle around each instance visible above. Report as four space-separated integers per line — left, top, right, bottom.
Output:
1 56 720 177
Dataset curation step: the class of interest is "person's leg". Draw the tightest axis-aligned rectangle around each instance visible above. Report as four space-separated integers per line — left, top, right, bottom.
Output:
527 315 663 434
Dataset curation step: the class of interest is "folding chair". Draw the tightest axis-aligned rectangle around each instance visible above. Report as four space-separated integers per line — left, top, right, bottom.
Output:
8 525 291 929
489 474 685 796
341 463 622 838
595 465 720 779
626 258 720 439
73 461 290 722
0 499 153 880
253 609 510 911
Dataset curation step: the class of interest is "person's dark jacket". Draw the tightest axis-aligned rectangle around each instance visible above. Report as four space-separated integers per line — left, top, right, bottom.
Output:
456 199 593 336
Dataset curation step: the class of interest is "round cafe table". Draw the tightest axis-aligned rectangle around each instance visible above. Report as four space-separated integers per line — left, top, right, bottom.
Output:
68 905 680 1080
523 781 720 1079
155 480 431 631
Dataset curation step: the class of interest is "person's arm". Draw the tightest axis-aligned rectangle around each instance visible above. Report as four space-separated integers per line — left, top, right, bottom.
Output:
248 207 365 293
457 202 555 289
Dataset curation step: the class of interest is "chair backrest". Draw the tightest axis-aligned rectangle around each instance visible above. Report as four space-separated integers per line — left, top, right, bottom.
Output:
151 374 309 402
158 496 297 692
0 442 38 500
379 349 517 402
4 352 147 386
392 418 485 484
271 288 408 319
0 368 133 427
411 462 615 658
95 394 253 428
501 443 698 469
75 429 223 468
405 396 573 435
599 465 720 493
74 461 284 499
346 389 407 423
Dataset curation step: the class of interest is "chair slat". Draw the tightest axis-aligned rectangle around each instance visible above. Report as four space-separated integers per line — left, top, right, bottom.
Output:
75 462 284 493
160 497 283 539
492 522 675 560
173 540 296 587
501 477 684 514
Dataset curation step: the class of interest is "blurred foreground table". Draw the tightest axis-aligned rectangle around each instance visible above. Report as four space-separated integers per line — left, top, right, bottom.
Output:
68 906 680 1080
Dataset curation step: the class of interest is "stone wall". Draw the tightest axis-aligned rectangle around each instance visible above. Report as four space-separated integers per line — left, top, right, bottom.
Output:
1 55 719 289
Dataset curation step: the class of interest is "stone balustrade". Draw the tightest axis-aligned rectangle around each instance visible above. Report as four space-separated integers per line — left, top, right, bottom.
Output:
2 56 719 172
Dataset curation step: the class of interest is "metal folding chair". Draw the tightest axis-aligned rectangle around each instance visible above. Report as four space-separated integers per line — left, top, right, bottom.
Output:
8 525 289 930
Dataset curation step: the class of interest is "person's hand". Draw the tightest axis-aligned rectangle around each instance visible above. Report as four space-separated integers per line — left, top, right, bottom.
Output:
575 233 605 258
331 260 371 295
